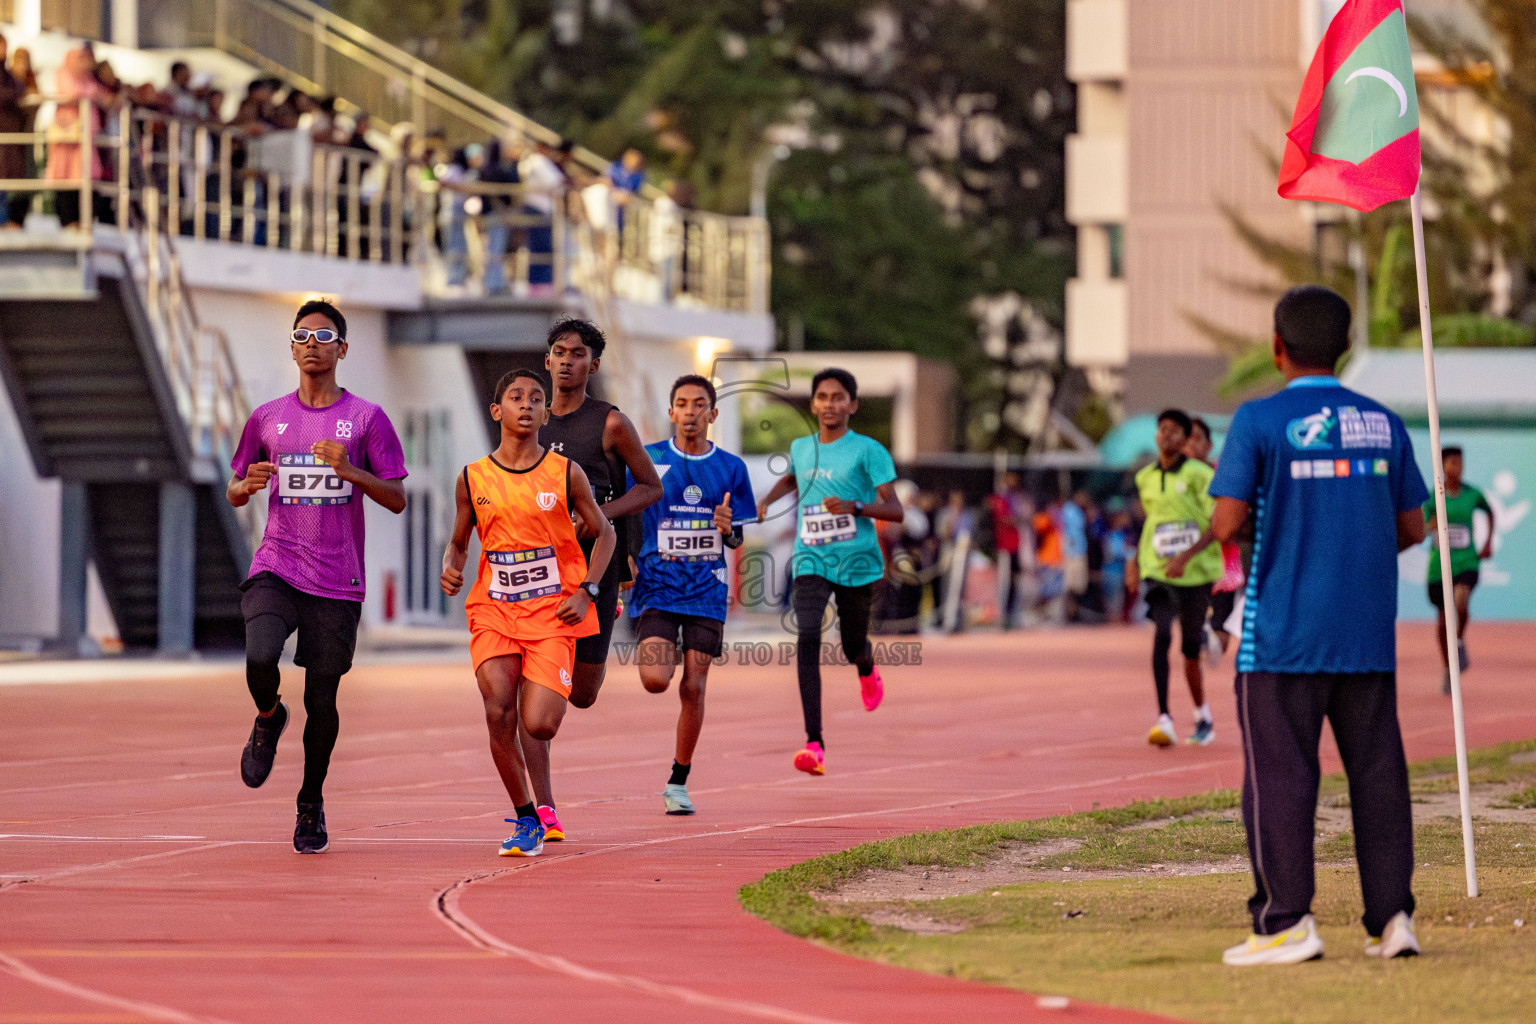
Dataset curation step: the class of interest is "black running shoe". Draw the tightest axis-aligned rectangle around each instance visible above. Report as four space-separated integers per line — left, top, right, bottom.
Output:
240 700 289 788
294 801 328 854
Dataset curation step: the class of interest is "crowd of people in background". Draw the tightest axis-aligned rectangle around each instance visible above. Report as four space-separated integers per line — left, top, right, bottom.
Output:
0 33 691 299
864 475 1148 637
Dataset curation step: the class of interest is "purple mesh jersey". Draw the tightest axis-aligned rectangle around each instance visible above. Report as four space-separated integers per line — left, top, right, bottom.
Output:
231 390 407 602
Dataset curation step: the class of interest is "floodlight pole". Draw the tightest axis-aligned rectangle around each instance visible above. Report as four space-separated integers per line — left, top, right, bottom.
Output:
1409 182 1479 898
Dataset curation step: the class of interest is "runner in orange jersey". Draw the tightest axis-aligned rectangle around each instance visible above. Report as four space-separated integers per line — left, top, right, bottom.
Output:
442 368 614 857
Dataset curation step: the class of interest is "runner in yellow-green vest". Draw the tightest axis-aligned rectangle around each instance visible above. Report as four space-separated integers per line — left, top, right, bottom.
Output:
1424 445 1495 694
1130 409 1223 747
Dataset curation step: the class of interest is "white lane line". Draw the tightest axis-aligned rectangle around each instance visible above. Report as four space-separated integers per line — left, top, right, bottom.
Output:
0 950 241 1024
2 842 238 887
430 760 1224 1023
435 880 859 1024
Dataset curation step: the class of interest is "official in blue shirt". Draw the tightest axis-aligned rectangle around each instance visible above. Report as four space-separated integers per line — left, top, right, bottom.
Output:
1210 285 1429 966
628 375 755 816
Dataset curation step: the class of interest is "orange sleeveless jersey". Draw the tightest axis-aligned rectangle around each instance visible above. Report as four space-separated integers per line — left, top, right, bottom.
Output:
463 451 597 640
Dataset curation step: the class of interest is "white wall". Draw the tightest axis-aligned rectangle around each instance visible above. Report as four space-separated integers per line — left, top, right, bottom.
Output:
0 390 61 639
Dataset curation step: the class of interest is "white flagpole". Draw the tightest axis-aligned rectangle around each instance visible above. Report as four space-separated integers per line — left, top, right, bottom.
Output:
1409 183 1479 898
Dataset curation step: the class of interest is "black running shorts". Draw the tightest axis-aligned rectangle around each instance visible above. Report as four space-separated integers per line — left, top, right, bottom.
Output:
238 571 362 675
634 608 725 658
1427 569 1480 608
574 579 621 665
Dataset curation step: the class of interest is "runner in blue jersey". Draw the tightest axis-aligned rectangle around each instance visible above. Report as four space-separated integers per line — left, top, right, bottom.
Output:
1211 285 1429 966
628 375 756 815
756 368 903 776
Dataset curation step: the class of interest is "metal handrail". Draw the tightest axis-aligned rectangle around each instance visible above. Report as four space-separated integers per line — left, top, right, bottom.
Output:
4 99 767 310
208 0 633 189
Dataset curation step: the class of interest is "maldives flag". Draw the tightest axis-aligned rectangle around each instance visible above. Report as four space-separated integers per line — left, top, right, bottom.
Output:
1278 0 1420 211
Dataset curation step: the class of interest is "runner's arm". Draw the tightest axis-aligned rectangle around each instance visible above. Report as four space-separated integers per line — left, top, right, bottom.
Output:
440 473 475 596
1397 508 1427 552
311 440 407 514
226 462 276 508
1164 527 1216 580
601 410 663 519
714 492 746 548
1212 497 1249 544
557 464 616 625
1479 500 1496 560
824 481 903 522
757 472 798 523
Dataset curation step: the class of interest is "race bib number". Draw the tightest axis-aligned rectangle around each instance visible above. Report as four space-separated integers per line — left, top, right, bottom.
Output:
276 453 353 505
800 503 857 547
658 519 723 562
486 547 563 603
1152 521 1200 559
1447 524 1472 550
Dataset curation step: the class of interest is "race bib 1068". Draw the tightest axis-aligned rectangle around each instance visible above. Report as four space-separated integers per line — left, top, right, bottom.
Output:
276 453 353 505
486 547 563 603
658 518 723 562
1152 520 1200 559
800 503 857 546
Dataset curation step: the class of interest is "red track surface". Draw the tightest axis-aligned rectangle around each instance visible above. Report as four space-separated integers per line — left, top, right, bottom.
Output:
3 623 1533 1023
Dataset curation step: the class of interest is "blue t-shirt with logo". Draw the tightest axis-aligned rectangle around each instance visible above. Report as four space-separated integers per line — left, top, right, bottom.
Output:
1210 376 1429 674
627 439 755 622
789 430 897 587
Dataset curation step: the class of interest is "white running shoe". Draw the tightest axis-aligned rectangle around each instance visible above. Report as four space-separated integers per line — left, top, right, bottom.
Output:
1364 911 1420 958
662 783 696 815
1204 625 1224 667
1223 914 1324 966
1147 713 1177 747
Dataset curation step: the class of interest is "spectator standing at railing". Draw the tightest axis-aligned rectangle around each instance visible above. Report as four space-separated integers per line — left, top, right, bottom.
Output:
650 179 683 300
8 47 38 226
46 45 114 228
231 78 280 135
606 147 645 232
439 144 479 291
0 34 27 229
479 138 520 296
518 139 564 296
335 111 377 258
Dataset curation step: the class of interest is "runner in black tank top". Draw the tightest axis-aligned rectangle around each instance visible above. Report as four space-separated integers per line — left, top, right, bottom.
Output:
542 394 630 589
523 317 662 841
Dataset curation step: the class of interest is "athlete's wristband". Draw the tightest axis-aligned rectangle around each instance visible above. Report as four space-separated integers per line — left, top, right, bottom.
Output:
853 500 864 517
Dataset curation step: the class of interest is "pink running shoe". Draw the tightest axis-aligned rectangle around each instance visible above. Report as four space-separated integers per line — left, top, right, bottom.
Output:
859 667 884 711
792 741 826 776
536 805 565 842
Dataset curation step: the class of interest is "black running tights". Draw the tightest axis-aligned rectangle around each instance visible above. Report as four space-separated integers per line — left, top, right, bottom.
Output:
1147 585 1208 716
245 613 342 804
792 574 876 746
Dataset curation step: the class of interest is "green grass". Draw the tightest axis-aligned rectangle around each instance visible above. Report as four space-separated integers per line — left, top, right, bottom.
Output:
741 742 1536 1024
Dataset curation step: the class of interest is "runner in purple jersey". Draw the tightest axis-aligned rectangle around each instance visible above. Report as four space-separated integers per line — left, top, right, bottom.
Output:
227 299 407 854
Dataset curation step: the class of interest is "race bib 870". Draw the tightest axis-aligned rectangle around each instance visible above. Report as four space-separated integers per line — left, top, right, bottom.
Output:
276 453 353 506
486 547 563 603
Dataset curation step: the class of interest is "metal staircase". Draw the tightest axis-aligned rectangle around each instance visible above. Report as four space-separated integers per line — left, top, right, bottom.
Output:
0 199 258 652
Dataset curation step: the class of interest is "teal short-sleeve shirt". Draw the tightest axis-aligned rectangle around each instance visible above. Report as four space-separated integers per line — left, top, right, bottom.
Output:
788 431 897 587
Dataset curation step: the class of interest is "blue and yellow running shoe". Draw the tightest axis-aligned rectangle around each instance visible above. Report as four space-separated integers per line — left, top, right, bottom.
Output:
499 815 546 857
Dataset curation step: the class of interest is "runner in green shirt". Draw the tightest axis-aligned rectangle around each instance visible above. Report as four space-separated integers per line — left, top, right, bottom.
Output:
1424 446 1495 694
1130 409 1223 748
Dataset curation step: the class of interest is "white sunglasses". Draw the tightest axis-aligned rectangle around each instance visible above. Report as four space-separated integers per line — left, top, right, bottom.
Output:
291 328 343 344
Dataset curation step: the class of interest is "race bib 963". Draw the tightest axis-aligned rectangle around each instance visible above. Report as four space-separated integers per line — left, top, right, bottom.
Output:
486 547 563 603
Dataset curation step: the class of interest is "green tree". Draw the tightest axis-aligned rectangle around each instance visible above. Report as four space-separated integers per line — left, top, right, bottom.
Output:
331 0 1074 449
